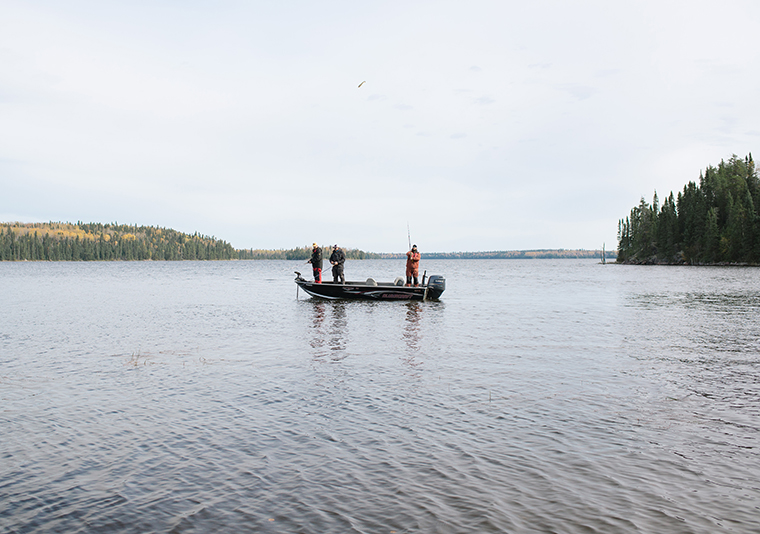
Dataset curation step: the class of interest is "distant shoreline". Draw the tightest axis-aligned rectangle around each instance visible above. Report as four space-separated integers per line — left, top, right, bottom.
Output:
1 222 616 261
377 250 616 260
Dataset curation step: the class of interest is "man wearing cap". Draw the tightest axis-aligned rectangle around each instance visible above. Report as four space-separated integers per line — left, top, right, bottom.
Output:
406 244 421 286
329 244 346 284
307 242 322 283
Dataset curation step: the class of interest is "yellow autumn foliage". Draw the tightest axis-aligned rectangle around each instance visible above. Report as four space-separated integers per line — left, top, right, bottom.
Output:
2 223 146 243
7 223 95 240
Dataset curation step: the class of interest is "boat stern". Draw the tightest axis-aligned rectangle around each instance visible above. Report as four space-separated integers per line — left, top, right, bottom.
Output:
426 275 445 299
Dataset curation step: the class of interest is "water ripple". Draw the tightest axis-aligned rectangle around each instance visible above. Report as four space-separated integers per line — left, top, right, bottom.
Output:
1 261 759 532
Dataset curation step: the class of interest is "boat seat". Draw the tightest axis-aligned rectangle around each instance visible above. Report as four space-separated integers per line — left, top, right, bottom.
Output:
394 277 405 286
366 278 377 286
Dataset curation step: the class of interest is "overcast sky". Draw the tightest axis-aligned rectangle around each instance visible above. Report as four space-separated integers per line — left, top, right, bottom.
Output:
2 1 759 252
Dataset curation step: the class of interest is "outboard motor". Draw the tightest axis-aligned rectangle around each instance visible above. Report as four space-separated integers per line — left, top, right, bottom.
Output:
427 275 445 292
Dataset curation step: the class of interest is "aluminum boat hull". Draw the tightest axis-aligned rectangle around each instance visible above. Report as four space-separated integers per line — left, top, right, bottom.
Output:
295 274 445 300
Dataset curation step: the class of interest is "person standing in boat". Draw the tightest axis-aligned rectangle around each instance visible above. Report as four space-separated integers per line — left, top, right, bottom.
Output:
406 244 421 286
307 242 322 283
329 244 346 284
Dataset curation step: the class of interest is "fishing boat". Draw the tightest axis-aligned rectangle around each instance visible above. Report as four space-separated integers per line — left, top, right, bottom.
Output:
294 271 445 300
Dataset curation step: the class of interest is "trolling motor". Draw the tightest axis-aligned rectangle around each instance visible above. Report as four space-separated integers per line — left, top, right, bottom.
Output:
294 271 306 282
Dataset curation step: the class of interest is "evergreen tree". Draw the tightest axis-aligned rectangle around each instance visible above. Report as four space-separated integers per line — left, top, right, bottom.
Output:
703 207 720 263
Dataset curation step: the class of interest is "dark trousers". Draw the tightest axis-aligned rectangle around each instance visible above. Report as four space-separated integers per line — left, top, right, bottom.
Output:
332 264 345 283
312 267 322 283
406 267 419 286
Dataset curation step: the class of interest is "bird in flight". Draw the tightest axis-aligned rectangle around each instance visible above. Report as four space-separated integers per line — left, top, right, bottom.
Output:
358 81 366 88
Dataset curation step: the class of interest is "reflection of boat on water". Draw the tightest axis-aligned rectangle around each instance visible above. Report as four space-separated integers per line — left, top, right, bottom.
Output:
294 272 445 301
403 301 423 353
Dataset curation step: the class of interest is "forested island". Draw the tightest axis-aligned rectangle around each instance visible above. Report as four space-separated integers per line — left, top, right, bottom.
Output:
617 154 759 265
0 222 237 261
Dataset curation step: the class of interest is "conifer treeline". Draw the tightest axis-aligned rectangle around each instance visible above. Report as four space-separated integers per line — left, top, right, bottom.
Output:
0 222 236 261
617 154 759 264
0 222 380 261
237 247 380 260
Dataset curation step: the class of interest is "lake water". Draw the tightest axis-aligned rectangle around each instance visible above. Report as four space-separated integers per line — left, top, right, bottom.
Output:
1 259 758 533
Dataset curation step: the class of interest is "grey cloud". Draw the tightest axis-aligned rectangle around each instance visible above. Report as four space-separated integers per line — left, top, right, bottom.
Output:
474 96 495 105
562 85 596 100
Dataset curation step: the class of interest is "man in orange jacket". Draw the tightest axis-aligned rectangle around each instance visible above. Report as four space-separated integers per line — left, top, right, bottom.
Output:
406 244 420 286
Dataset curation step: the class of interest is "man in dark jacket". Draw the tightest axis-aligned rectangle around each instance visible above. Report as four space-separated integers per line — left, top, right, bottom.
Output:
307 242 322 282
329 244 346 284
